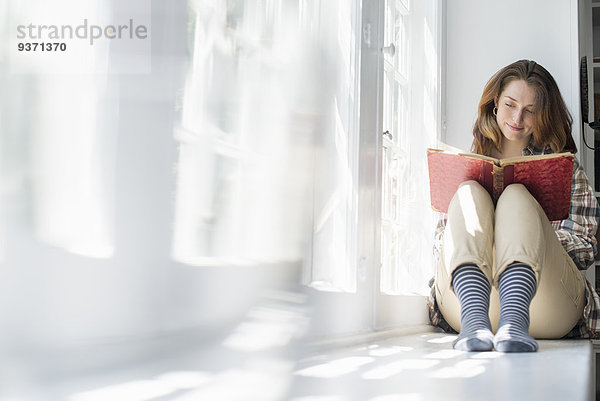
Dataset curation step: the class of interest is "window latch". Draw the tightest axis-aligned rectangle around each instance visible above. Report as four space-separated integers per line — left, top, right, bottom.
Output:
382 43 396 57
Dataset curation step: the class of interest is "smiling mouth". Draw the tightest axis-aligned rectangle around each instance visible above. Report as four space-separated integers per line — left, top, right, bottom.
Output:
507 123 523 131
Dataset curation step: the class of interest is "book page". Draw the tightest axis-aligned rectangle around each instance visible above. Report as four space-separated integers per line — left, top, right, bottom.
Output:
497 152 574 166
431 145 574 167
427 148 499 164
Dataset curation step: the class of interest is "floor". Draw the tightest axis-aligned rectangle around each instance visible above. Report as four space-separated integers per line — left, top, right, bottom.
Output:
292 333 593 401
0 328 593 401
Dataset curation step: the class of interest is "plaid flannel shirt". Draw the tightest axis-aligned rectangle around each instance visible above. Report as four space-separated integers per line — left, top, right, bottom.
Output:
428 143 600 338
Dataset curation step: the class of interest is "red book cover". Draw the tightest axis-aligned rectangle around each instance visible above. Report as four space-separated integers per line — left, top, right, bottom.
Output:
427 149 573 221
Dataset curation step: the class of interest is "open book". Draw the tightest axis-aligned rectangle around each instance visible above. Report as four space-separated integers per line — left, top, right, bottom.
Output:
426 149 574 221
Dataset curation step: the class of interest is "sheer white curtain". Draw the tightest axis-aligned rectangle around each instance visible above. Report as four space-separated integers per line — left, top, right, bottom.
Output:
173 0 317 265
303 0 361 292
173 0 360 294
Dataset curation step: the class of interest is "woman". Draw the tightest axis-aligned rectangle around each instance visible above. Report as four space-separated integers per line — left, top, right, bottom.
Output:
428 60 600 352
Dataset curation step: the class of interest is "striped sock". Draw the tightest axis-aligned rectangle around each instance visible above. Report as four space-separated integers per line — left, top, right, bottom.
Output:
494 263 538 353
452 264 494 352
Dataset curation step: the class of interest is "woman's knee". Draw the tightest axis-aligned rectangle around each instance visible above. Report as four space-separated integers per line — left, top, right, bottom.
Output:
454 180 491 203
497 183 530 203
458 180 485 191
448 180 495 224
496 184 537 215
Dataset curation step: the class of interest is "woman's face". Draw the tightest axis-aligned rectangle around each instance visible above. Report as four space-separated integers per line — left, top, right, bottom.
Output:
494 79 536 146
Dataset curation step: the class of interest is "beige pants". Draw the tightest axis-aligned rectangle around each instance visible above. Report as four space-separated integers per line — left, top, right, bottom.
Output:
435 180 586 339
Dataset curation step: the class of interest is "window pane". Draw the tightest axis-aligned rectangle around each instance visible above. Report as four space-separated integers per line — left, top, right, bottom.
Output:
384 4 409 80
380 0 437 295
174 0 314 265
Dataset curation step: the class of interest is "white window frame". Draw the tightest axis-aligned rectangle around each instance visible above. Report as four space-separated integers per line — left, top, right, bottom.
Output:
296 0 443 336
359 0 443 330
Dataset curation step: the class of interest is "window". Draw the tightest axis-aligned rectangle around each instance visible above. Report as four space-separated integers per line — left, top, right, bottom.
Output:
177 0 442 333
380 0 440 296
354 0 441 329
174 0 315 266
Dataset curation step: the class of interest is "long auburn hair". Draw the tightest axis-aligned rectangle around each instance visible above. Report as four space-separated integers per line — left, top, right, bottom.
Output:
471 60 576 156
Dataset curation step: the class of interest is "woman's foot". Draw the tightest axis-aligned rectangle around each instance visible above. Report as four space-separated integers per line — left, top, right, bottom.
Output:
452 264 494 352
454 329 494 352
493 263 538 353
494 325 538 352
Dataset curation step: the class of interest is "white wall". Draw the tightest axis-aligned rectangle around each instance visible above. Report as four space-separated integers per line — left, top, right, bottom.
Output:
444 0 582 157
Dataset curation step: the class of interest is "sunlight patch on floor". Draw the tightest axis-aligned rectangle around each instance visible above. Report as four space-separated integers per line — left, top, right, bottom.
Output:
426 335 457 344
428 359 487 379
424 349 464 359
69 379 180 401
361 359 440 380
295 356 375 378
69 370 216 401
368 346 413 357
